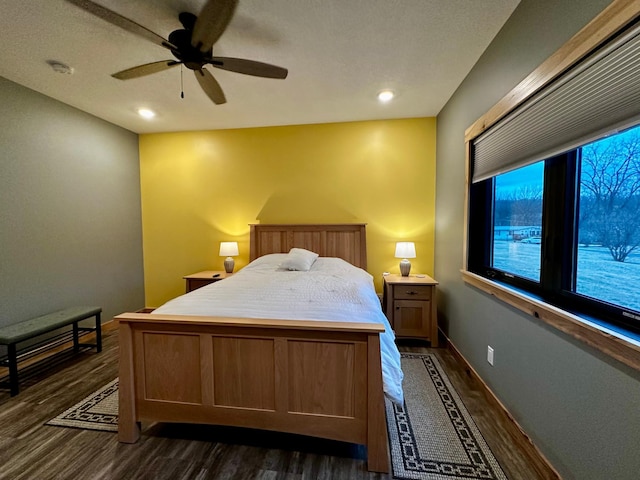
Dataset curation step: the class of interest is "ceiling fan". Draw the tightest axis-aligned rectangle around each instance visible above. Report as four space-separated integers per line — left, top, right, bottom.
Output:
65 0 288 105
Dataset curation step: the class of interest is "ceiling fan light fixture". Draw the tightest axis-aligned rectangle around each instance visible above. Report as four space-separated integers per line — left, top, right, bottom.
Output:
65 0 287 107
377 90 395 102
137 108 156 119
46 60 74 75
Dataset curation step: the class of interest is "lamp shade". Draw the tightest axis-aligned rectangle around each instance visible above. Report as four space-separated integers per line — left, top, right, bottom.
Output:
219 241 239 257
394 242 416 259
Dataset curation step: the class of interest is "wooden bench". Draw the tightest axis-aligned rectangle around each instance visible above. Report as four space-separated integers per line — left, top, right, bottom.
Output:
0 306 102 396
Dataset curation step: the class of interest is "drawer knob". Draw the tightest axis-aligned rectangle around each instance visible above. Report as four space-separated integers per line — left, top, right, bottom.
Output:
405 291 419 295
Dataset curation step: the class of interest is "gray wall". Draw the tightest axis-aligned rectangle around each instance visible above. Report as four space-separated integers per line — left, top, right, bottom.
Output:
435 1 640 479
0 76 144 331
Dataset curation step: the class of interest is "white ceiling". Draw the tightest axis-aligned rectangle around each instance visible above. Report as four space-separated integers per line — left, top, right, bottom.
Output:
0 0 520 134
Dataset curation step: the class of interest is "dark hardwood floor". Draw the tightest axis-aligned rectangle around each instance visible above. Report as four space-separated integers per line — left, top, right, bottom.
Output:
0 328 554 480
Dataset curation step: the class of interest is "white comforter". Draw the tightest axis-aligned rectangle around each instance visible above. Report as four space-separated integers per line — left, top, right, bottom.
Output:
153 254 404 404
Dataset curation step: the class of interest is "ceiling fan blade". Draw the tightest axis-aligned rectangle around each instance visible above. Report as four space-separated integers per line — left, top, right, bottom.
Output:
191 0 239 53
65 0 175 50
112 61 180 80
210 57 288 79
195 69 227 105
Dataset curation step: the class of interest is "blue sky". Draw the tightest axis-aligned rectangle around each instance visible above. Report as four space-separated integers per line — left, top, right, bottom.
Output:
495 161 544 196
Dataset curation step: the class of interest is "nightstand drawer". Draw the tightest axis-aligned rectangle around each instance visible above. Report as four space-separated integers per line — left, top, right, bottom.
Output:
393 285 432 300
183 271 230 293
187 279 217 292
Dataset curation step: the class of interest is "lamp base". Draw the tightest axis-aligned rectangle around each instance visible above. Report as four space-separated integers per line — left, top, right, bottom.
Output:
399 259 411 277
224 257 235 274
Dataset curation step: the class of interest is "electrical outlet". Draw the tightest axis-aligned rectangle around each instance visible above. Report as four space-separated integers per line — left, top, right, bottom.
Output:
487 346 494 366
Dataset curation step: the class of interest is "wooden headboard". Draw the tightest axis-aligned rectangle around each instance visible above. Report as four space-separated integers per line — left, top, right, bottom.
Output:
249 224 367 270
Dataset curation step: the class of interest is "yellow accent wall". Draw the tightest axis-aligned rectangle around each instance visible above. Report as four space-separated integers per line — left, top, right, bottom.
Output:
140 117 436 307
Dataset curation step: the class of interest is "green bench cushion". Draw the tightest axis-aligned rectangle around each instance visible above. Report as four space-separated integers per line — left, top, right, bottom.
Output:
0 306 102 345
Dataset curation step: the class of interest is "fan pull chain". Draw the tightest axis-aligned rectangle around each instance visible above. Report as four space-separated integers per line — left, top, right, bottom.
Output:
180 64 184 99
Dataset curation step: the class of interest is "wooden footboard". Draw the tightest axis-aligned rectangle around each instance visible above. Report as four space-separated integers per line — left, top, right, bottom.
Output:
116 313 390 473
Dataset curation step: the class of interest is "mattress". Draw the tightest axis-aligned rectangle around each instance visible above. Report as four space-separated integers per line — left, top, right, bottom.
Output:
153 254 404 405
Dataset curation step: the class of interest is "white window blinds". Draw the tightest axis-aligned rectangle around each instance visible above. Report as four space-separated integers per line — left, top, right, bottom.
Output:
472 21 640 183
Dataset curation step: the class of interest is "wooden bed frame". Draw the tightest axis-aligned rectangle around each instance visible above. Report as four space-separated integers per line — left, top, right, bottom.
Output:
117 223 390 473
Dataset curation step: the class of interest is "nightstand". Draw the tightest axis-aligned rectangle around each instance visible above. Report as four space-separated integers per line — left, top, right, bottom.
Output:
382 274 439 346
183 270 231 293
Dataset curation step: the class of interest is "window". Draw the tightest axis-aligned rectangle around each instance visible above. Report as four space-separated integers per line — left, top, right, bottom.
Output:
576 128 640 314
492 162 544 282
468 124 640 333
464 1 640 366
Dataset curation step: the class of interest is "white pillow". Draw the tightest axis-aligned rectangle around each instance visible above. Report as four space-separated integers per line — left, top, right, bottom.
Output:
280 248 319 271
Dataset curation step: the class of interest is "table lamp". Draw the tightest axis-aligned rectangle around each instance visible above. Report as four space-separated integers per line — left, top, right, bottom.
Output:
219 241 239 273
395 242 416 277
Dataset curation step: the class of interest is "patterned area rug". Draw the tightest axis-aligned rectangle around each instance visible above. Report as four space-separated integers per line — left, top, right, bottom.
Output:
47 355 507 479
46 378 118 432
387 353 507 480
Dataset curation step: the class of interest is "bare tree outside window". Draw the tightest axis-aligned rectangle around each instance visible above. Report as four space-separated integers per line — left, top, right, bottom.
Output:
495 185 543 227
579 130 640 262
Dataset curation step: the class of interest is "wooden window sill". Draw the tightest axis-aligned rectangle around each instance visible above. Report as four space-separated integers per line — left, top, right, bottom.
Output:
461 270 640 372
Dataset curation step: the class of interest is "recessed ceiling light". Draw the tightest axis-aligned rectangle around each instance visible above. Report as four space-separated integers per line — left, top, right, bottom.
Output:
377 90 394 102
137 108 156 119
